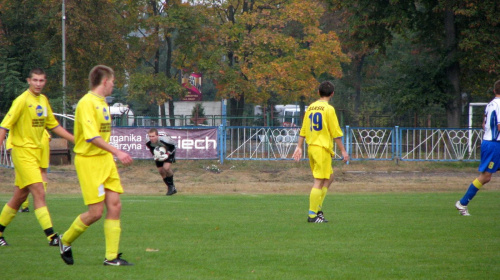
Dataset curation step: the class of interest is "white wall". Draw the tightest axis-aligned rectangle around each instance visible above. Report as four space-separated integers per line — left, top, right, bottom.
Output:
164 101 222 126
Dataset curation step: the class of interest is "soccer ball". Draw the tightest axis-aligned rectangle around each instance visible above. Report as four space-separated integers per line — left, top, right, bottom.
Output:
154 146 168 161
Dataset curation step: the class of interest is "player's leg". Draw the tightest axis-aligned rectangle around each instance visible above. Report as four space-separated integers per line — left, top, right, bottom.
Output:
309 179 326 221
9 146 57 244
19 194 30 212
156 161 170 193
102 190 132 265
62 172 107 245
21 161 49 214
162 162 176 195
318 172 334 220
41 168 48 192
29 182 59 245
456 172 491 216
103 191 123 263
307 146 330 223
58 203 102 265
59 154 105 264
0 187 30 245
460 173 490 205
456 141 498 215
101 159 131 265
65 202 103 242
25 168 48 213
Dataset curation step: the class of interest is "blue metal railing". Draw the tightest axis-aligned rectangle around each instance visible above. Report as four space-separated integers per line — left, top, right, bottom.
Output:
218 126 483 164
1 126 483 167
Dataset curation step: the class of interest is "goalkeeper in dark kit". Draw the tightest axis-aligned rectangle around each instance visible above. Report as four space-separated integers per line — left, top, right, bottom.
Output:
145 128 177 195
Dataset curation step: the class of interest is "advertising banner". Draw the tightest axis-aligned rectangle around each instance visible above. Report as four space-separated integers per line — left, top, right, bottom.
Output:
181 72 202 101
110 127 218 159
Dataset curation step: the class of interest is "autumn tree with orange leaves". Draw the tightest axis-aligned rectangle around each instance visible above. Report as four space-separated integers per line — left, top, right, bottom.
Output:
195 0 349 125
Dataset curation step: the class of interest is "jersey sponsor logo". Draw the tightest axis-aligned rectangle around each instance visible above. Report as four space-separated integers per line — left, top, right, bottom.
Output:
36 105 43 117
103 108 109 121
100 123 111 133
32 119 45 127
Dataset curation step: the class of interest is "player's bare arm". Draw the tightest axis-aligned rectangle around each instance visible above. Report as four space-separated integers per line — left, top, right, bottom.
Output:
334 137 349 163
293 136 305 162
51 126 75 144
90 137 133 166
0 128 7 150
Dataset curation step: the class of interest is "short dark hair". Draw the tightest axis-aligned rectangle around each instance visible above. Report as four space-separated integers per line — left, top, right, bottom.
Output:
318 81 335 97
28 68 46 78
494 80 500 95
148 128 158 135
89 65 114 89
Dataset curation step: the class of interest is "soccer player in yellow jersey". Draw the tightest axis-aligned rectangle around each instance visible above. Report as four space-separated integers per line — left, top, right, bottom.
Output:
0 68 74 246
58 65 134 266
17 129 51 212
293 81 349 223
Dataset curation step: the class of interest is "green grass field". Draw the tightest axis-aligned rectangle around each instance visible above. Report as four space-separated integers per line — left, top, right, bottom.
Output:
0 192 498 280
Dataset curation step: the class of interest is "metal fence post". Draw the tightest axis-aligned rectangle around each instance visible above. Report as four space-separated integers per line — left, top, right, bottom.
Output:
345 125 350 165
218 125 224 164
395 126 400 164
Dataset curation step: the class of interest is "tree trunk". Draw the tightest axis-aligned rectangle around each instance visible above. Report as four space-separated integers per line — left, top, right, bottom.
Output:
226 6 245 126
444 7 461 128
299 95 306 126
353 54 365 126
166 34 175 126
229 96 244 126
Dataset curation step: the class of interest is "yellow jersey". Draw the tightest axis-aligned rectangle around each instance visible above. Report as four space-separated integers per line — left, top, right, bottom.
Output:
0 90 59 149
299 100 343 155
73 91 112 156
5 129 50 151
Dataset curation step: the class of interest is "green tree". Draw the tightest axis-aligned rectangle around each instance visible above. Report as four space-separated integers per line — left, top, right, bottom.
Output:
0 54 25 113
327 0 499 127
0 0 61 109
53 0 131 104
118 0 208 126
324 0 415 125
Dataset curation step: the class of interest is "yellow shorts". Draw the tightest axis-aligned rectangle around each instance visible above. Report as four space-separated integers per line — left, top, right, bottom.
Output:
75 153 123 205
40 140 50 169
11 146 43 188
308 145 333 179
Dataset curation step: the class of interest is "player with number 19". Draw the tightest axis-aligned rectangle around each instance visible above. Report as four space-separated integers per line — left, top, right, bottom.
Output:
146 128 177 196
293 81 349 223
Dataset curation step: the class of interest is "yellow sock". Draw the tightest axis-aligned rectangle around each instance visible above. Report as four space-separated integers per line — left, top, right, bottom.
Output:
34 206 55 241
319 186 328 211
0 204 18 236
104 219 121 261
309 188 323 218
62 215 89 246
21 197 29 210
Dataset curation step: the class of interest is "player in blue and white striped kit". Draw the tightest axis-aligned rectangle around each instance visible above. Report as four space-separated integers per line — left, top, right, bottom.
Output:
456 80 500 216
